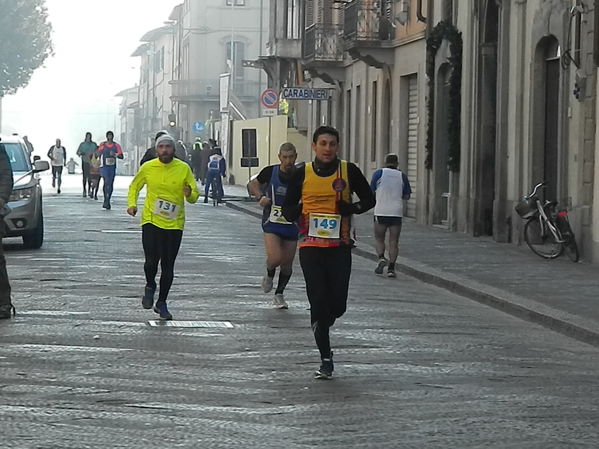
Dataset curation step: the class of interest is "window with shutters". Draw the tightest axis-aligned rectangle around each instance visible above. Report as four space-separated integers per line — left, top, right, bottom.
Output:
287 0 300 39
306 0 315 26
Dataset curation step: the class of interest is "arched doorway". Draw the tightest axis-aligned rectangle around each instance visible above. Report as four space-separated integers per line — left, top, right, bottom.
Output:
532 36 561 202
475 0 499 236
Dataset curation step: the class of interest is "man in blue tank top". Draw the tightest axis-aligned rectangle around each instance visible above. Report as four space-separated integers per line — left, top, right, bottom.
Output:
248 142 299 309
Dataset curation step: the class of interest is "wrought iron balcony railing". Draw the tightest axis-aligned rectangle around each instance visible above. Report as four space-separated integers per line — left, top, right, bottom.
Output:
344 0 393 43
303 23 344 63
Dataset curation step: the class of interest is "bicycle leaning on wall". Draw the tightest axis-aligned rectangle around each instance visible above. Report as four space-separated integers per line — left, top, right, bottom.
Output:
515 182 579 262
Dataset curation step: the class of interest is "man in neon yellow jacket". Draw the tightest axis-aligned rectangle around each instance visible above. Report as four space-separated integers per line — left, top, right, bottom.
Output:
127 134 199 320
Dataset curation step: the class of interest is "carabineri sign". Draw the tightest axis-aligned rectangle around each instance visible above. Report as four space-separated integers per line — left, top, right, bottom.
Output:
280 87 332 101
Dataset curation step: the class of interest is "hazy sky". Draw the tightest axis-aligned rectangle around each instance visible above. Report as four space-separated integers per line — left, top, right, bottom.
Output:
2 0 180 157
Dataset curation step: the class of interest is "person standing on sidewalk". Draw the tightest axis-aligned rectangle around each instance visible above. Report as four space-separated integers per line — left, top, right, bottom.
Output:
76 132 98 197
191 138 203 181
97 131 123 210
47 138 66 194
0 140 15 319
203 147 226 203
283 126 375 379
370 153 412 278
248 142 299 309
23 135 34 161
127 134 199 320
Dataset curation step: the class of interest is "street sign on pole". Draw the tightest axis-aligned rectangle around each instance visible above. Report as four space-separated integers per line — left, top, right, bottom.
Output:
261 89 279 118
192 121 205 134
280 87 332 101
260 89 279 109
220 73 230 113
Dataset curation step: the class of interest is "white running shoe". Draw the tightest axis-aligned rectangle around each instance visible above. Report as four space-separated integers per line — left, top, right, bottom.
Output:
272 293 288 309
261 275 274 293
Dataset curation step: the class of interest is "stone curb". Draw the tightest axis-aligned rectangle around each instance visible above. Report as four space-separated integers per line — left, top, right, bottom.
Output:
226 201 599 348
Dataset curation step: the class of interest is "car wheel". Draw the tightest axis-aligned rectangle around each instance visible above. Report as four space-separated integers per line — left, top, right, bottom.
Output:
22 212 44 249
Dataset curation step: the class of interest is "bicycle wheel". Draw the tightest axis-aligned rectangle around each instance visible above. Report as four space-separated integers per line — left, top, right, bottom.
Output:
524 218 563 259
560 222 580 263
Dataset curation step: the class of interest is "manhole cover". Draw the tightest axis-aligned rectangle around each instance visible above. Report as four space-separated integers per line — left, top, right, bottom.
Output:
147 320 234 328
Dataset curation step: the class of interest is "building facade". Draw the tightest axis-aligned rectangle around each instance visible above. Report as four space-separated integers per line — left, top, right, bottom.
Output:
278 0 599 262
169 0 268 145
115 86 141 175
444 0 597 261
131 25 175 152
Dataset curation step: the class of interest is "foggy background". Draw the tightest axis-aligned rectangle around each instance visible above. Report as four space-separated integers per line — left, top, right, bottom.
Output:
1 0 180 158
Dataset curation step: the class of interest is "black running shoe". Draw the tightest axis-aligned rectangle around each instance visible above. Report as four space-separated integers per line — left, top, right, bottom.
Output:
142 287 155 309
374 257 387 275
0 304 16 319
153 301 173 320
315 353 334 380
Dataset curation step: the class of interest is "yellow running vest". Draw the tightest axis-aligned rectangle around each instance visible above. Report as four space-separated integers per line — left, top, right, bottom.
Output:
299 160 351 248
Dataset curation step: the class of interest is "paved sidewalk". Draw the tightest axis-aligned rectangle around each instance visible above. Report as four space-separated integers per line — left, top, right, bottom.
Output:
226 193 599 347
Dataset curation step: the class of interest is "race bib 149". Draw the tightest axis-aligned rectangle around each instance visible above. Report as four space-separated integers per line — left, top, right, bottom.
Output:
308 213 341 239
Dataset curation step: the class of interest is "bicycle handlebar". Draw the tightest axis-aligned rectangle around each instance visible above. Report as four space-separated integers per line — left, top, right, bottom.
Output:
527 181 546 198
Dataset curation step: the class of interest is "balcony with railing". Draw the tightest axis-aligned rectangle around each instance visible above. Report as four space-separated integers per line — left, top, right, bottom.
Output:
343 0 395 68
303 23 344 65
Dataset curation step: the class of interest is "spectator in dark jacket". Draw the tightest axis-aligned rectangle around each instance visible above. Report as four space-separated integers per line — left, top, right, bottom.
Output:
140 131 168 166
0 141 15 319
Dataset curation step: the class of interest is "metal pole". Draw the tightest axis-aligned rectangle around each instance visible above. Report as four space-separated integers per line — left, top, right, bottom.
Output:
268 115 272 166
258 0 264 116
231 1 235 93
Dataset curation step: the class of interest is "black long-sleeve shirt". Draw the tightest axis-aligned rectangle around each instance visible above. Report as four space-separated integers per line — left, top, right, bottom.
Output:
282 157 375 222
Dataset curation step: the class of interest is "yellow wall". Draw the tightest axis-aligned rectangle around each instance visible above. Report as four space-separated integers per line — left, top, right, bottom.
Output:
230 116 309 186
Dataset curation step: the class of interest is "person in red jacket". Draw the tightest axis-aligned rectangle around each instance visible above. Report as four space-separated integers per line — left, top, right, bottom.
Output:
97 131 123 210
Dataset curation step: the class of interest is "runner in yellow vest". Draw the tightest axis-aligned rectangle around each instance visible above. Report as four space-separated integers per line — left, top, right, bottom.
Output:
127 134 199 320
283 126 375 379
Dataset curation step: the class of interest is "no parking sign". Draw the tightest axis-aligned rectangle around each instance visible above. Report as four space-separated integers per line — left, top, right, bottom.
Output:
260 89 279 117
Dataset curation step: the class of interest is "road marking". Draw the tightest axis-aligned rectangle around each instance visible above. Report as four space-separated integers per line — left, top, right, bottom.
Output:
19 310 89 316
100 230 140 234
147 320 234 328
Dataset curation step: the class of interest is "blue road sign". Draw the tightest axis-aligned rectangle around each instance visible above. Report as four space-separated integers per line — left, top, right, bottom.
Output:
192 121 205 134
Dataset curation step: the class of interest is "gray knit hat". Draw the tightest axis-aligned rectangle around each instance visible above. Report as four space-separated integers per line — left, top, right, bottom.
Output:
155 134 176 148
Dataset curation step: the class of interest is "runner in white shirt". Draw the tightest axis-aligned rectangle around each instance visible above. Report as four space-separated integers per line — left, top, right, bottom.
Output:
47 138 67 194
370 153 412 278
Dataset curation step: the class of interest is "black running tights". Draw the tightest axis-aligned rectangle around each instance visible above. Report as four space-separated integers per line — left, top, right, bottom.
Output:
142 223 183 303
299 246 352 359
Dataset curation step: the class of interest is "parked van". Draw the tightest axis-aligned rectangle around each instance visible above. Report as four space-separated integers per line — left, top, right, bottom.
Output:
1 135 49 248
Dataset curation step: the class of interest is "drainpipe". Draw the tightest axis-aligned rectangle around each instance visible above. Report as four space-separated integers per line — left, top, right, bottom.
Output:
417 0 427 23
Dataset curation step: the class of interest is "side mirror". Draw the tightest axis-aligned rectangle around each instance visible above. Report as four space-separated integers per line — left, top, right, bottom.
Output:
33 160 50 173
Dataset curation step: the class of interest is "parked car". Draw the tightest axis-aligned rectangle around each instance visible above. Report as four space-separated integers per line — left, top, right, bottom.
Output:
1 134 49 248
